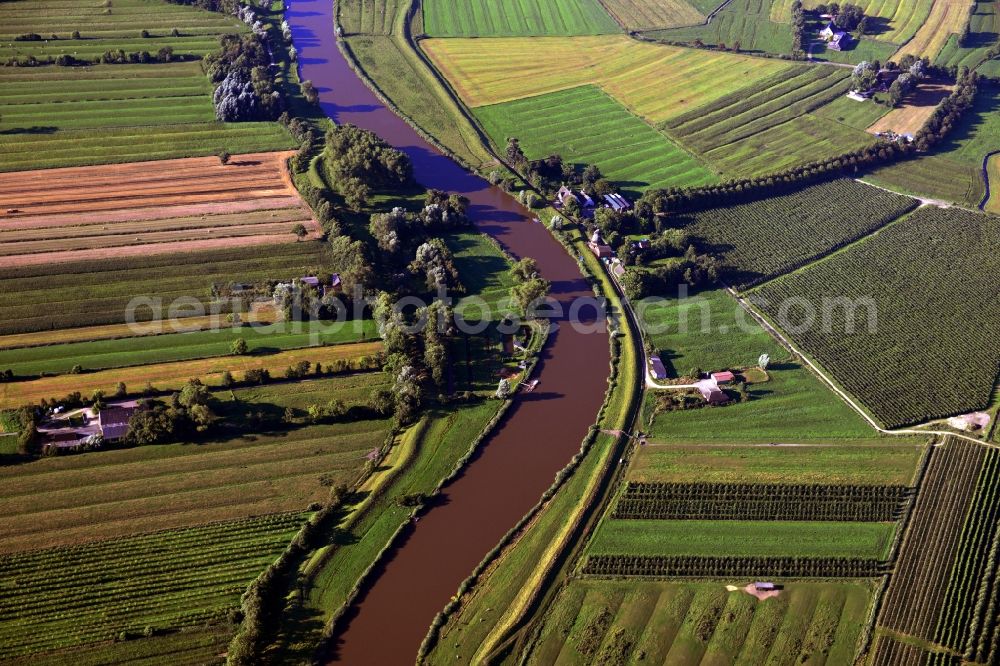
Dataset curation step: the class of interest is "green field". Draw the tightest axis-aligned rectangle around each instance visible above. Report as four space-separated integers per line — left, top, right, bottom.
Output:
422 0 620 36
813 94 891 129
600 0 708 30
526 579 872 666
648 0 794 53
0 375 389 552
754 206 1000 427
0 513 302 660
0 243 329 335
936 0 1000 70
0 320 379 378
627 443 925 485
476 85 718 195
0 0 295 170
587 520 895 558
678 179 919 288
663 65 878 176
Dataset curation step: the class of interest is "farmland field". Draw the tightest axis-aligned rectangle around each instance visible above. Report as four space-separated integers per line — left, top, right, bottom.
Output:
987 153 1000 213
0 152 320 266
936 0 1000 70
0 320 378 378
676 179 919 288
647 0 794 53
475 85 718 195
586 519 895 558
627 443 925 486
0 513 302 660
753 205 1000 427
772 0 933 44
422 0 620 36
422 35 793 120
0 340 381 408
0 0 295 169
0 242 329 335
813 95 892 129
0 374 390 551
896 0 974 59
525 579 872 666
601 0 707 29
867 80 954 136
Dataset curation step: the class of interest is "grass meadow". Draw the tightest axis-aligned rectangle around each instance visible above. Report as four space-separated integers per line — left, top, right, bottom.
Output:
896 0 974 59
813 94 892 129
526 579 872 665
422 35 793 121
648 0 794 53
936 0 1000 69
475 85 718 195
586 520 895 558
754 206 1000 428
772 0 932 44
422 0 619 36
601 0 707 29
627 443 925 485
0 242 329 335
987 153 1000 214
0 513 302 660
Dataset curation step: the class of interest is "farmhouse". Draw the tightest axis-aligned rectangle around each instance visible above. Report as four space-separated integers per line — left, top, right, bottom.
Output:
578 191 595 208
556 186 579 206
695 378 730 405
711 370 736 384
98 405 137 441
820 21 850 50
588 229 614 259
649 355 668 380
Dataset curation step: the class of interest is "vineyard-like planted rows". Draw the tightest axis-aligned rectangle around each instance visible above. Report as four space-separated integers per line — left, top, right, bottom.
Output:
583 555 885 577
754 206 1000 427
0 242 328 335
0 513 302 659
613 482 911 521
683 178 918 289
878 439 987 641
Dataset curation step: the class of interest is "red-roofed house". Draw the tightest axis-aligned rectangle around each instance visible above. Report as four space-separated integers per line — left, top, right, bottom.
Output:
711 371 736 384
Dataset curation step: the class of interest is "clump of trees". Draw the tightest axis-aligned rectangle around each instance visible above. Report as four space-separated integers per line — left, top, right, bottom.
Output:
791 0 806 54
323 124 413 206
124 379 217 445
205 33 283 122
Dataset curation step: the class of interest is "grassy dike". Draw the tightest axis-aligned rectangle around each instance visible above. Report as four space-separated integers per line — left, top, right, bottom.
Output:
419 214 644 664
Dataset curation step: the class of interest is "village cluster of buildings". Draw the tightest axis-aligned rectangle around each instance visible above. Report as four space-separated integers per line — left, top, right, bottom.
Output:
41 402 139 453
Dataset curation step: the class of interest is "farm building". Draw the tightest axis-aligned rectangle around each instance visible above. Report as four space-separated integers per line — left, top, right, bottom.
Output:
578 191 595 208
589 242 614 259
300 276 320 288
711 371 736 384
556 186 579 206
696 379 730 405
820 21 850 50
649 355 668 380
753 582 777 592
98 405 137 441
603 193 631 212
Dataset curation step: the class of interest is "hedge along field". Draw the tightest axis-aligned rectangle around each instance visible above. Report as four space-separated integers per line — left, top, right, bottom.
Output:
936 0 999 69
600 0 707 30
663 65 875 176
0 340 382 408
896 0 975 59
0 320 379 378
0 0 244 59
525 579 872 666
0 513 303 660
586 520 895 558
627 443 925 486
646 0 795 54
475 85 718 196
421 35 793 121
422 0 620 36
0 242 329 335
677 179 919 288
0 375 390 552
753 206 1000 428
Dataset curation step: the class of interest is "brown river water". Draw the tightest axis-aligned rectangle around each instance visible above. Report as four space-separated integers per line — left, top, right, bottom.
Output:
286 3 611 662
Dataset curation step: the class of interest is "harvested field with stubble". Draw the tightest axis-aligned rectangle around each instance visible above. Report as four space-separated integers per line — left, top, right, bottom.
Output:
867 80 954 135
599 0 706 29
896 0 974 59
0 151 319 266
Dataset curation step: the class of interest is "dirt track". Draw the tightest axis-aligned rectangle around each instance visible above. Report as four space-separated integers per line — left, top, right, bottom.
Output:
0 151 320 265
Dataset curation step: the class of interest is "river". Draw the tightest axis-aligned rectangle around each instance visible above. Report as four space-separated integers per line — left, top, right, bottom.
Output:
285 3 611 662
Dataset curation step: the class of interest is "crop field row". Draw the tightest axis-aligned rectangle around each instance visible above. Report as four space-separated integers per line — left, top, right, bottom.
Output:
0 0 244 58
754 205 1000 427
665 65 853 154
0 340 381 409
936 0 1000 69
934 449 1000 657
0 513 301 659
587 520 895 558
626 443 925 486
0 375 390 551
475 85 717 195
613 482 911 521
0 320 379 378
878 439 986 641
422 0 620 36
339 0 408 35
423 35 793 121
897 0 974 59
682 178 918 289
583 554 885 577
0 242 328 335
870 635 956 665
526 580 871 666
647 0 794 54
600 0 707 29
